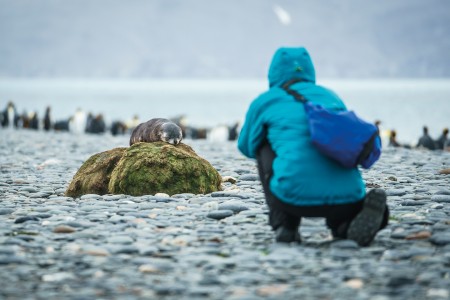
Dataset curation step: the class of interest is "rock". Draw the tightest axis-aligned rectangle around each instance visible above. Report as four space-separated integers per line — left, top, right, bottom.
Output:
65 147 127 198
0 208 14 215
0 255 27 265
112 245 139 254
207 210 234 220
155 193 170 198
344 279 364 289
256 284 289 296
431 195 450 203
81 247 110 256
53 225 77 233
330 239 359 249
218 200 249 213
238 174 259 181
14 216 40 224
80 194 102 200
434 189 450 195
210 191 251 199
42 272 75 282
107 236 134 244
109 142 222 196
202 201 219 211
427 289 449 298
19 186 38 193
222 176 237 184
429 233 450 245
405 231 431 240
438 168 450 175
386 189 407 196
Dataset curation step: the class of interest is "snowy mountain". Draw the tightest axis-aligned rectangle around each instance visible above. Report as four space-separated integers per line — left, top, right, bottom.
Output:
0 0 449 78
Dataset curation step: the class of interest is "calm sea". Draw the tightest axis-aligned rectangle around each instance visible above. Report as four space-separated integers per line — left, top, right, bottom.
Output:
0 78 449 145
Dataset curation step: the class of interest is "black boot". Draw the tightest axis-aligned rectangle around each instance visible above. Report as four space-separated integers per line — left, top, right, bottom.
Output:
346 189 387 246
275 226 301 243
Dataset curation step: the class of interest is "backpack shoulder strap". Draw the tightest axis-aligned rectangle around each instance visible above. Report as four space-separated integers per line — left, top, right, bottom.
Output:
281 78 308 103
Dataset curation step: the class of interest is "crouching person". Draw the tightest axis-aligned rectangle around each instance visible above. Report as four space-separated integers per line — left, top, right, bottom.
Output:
237 47 389 246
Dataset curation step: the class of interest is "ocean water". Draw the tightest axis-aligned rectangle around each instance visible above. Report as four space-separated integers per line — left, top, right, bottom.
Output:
0 78 449 145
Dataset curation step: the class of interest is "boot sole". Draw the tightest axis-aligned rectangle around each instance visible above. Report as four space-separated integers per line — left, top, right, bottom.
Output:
275 227 301 243
347 189 387 246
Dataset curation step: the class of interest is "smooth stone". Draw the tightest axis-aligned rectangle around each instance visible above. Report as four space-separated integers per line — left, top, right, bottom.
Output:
330 248 356 260
14 216 40 224
0 255 28 265
28 192 51 198
79 205 110 212
434 189 450 195
210 191 251 199
19 186 38 193
0 208 14 215
53 225 77 233
401 200 427 206
218 200 249 213
81 247 110 256
139 246 159 256
0 246 19 255
155 193 170 198
427 289 449 298
108 215 136 223
172 193 194 199
238 174 259 181
153 197 177 203
202 201 219 211
207 210 234 220
34 213 52 219
80 194 102 200
103 194 126 201
42 272 75 282
431 195 450 203
386 189 407 196
107 236 134 244
429 233 450 245
330 239 360 249
386 272 416 287
111 245 139 254
432 223 450 232
154 284 186 296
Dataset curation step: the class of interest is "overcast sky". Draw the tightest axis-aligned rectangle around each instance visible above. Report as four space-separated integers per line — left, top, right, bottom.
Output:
1 0 449 78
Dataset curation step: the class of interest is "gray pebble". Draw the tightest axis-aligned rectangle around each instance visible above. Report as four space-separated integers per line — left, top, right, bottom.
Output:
14 216 40 224
429 233 450 246
207 210 234 220
218 200 249 213
431 195 450 203
1 130 450 300
0 208 14 215
238 174 260 181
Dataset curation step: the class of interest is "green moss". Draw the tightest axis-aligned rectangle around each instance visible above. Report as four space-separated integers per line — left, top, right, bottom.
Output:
65 147 127 198
109 142 222 196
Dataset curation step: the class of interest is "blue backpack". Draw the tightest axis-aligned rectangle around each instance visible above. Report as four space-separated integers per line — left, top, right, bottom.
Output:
282 79 381 169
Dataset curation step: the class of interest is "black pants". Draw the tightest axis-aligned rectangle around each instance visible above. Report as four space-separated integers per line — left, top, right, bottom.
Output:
256 142 388 237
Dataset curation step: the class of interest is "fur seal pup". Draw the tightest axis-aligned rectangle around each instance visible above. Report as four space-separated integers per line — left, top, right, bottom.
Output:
129 118 183 146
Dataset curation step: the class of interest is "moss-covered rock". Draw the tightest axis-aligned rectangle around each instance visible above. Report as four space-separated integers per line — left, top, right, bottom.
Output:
65 147 127 198
108 142 222 196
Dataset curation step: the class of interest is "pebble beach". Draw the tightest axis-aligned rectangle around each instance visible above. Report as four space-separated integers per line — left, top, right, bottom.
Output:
1 129 449 300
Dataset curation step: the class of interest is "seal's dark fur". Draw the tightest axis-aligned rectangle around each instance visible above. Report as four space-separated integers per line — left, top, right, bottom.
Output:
129 118 183 146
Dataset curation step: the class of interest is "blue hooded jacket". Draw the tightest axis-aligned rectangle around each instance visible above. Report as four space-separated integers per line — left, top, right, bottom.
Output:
238 47 366 206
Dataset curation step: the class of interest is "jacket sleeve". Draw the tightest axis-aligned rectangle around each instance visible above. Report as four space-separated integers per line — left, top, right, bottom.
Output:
237 99 267 159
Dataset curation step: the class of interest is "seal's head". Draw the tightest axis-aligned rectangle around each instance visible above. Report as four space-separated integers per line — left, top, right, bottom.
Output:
160 122 183 145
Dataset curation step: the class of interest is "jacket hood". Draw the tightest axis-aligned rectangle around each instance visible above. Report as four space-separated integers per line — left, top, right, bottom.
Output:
268 47 316 87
